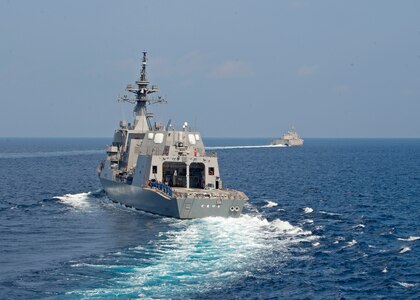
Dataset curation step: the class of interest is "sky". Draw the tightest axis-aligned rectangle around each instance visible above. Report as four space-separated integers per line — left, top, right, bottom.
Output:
0 0 419 138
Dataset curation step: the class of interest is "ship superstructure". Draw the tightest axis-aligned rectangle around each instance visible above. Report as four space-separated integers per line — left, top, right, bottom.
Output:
97 52 248 218
271 127 304 147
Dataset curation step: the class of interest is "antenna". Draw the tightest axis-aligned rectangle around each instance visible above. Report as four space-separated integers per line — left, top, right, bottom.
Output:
165 119 172 131
115 52 167 132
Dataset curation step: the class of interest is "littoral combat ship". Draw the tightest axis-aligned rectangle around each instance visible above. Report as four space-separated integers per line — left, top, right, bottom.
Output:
97 52 248 219
271 127 304 147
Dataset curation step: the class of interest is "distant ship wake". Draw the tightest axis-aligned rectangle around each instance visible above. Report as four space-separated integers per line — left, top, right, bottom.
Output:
206 144 286 150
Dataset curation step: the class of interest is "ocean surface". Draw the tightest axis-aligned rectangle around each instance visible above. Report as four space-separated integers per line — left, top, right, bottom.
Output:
0 137 419 299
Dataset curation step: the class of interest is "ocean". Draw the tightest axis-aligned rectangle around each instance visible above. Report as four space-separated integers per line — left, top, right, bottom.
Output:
0 138 419 299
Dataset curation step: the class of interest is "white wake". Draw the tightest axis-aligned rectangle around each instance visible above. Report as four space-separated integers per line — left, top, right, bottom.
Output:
206 144 286 150
68 214 318 298
54 192 92 209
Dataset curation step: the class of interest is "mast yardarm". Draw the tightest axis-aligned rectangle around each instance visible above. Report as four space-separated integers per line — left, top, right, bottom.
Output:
118 52 164 132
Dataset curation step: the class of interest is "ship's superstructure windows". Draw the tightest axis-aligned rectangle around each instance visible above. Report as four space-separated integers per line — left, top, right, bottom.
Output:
152 165 157 174
163 162 187 187
189 163 205 189
188 134 196 145
209 167 215 176
154 133 164 144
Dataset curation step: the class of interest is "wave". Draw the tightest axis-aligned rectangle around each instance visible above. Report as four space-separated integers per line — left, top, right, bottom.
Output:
67 214 318 298
353 224 366 229
343 239 357 248
333 237 345 244
399 247 411 254
54 192 93 209
319 210 342 216
397 236 420 242
397 282 417 288
0 149 103 159
206 144 286 150
303 207 313 214
262 200 278 208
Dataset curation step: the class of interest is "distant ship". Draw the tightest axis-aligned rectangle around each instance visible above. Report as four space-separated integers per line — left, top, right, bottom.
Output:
97 52 248 219
271 127 304 147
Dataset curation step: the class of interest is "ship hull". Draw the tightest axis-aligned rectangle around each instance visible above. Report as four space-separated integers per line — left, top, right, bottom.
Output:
100 178 246 219
272 138 304 146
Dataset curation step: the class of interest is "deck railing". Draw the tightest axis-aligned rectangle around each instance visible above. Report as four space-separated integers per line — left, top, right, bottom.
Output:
147 181 173 197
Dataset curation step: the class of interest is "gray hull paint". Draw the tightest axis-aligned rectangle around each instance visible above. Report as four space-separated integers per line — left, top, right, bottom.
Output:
100 178 245 219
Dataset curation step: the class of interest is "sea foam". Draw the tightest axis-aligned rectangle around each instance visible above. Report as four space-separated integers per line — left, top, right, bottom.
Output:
353 224 365 229
263 200 278 208
397 236 420 242
343 239 357 248
398 282 417 288
68 214 318 298
54 192 92 209
399 247 411 254
303 207 313 214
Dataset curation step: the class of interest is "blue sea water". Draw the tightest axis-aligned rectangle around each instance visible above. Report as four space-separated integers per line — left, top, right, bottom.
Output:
0 137 419 299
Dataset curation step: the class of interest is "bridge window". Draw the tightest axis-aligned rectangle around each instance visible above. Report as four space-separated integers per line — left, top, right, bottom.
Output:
154 133 164 144
188 134 196 145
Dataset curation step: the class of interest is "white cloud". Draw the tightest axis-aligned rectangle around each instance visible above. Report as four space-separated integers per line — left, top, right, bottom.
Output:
297 65 318 77
210 60 253 78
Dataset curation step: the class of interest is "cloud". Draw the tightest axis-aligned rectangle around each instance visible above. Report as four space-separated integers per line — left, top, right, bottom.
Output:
297 65 318 77
210 60 253 78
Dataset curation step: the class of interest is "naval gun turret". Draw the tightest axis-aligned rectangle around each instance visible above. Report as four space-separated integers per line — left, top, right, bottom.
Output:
98 52 248 219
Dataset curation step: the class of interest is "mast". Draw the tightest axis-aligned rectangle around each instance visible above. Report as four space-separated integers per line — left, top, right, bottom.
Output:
119 52 163 132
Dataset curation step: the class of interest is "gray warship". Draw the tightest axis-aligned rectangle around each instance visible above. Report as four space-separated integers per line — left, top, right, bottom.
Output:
271 127 304 147
97 52 248 219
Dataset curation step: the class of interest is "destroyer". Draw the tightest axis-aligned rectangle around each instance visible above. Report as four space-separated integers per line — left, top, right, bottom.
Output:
271 127 304 147
97 52 248 218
